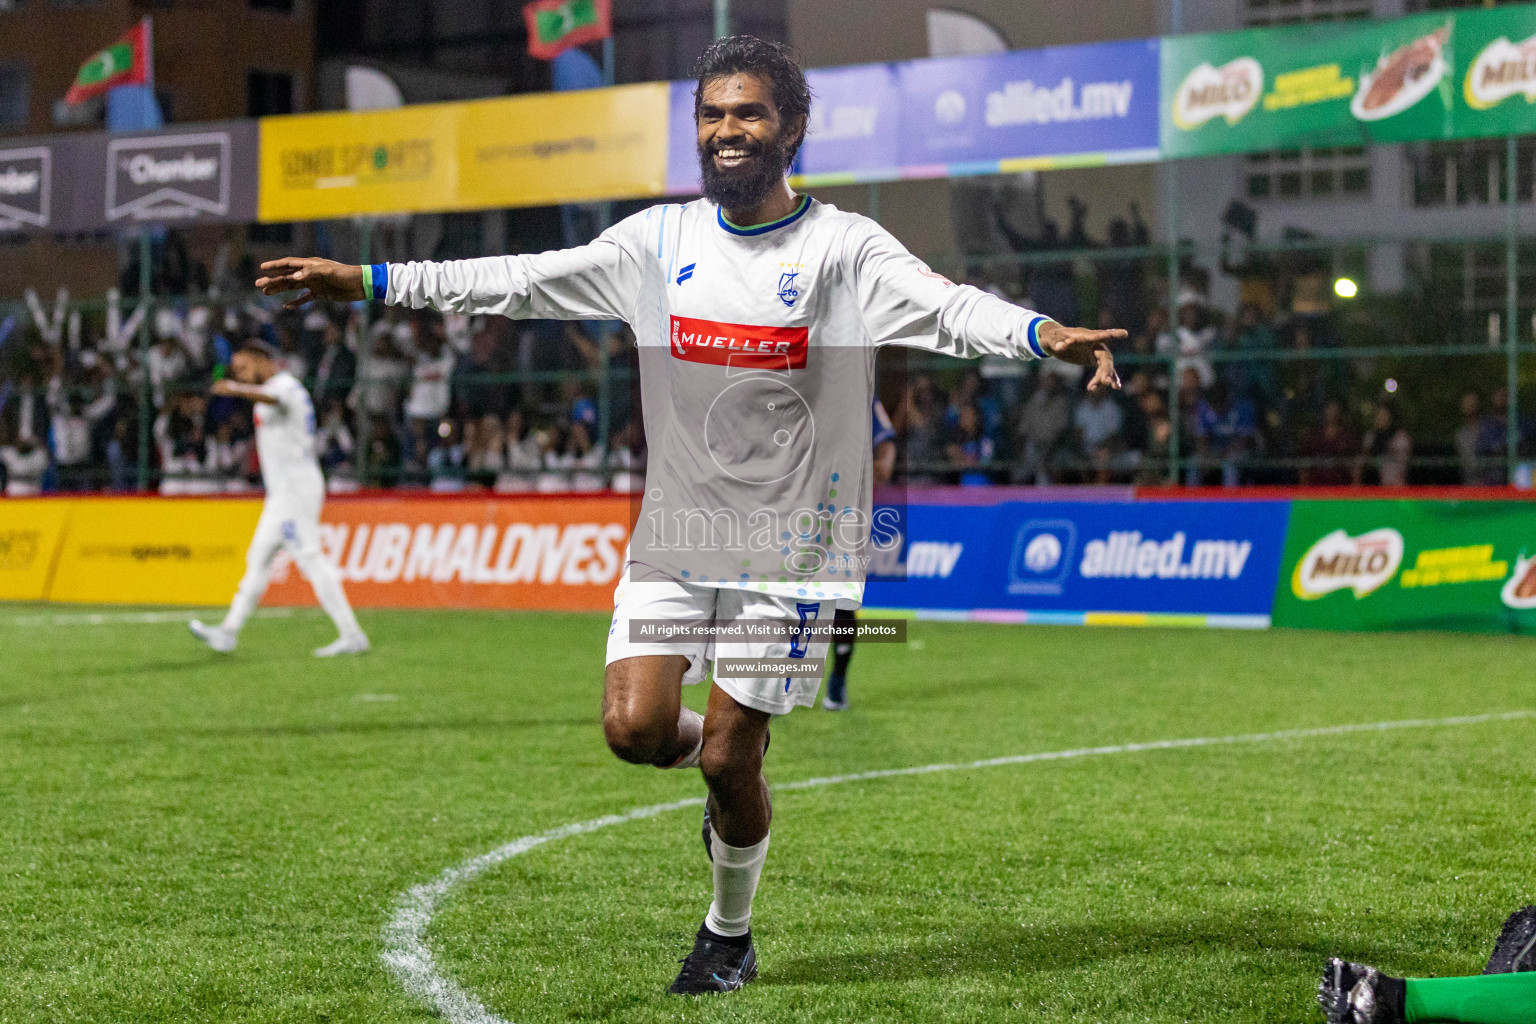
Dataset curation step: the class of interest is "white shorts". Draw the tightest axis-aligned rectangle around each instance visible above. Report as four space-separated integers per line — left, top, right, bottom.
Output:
605 573 836 716
251 492 325 581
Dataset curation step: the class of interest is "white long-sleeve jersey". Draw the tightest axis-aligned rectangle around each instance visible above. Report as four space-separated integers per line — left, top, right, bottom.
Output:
382 196 1052 604
253 370 323 505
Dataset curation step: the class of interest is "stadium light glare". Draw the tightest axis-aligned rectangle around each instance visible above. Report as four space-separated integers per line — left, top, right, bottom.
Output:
1334 277 1359 299
1384 378 1398 393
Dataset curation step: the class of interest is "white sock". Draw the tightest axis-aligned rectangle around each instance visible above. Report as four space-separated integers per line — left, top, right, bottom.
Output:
704 829 769 938
297 552 363 638
220 577 266 634
664 736 703 770
661 708 705 769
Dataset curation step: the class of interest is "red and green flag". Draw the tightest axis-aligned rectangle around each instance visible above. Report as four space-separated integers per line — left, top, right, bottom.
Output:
65 18 151 105
523 0 611 61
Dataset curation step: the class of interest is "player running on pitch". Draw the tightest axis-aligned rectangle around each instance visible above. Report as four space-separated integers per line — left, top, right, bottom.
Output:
189 341 369 658
253 35 1120 994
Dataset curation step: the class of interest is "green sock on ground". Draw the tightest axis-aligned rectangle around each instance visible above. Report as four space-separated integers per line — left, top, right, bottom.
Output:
1406 972 1536 1024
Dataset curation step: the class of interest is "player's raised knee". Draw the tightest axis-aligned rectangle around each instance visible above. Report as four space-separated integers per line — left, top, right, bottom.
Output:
602 709 673 765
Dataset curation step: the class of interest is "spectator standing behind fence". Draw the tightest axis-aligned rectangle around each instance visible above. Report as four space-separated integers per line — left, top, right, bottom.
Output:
1476 388 1511 485
1225 303 1281 412
1191 383 1257 487
1013 371 1071 484
48 372 113 491
466 413 505 485
1300 400 1358 486
1135 388 1173 485
1072 387 1130 485
1357 403 1412 487
895 377 944 485
315 401 354 478
311 317 356 411
944 402 995 485
457 320 514 420
0 427 47 496
494 408 543 493
1157 299 1216 390
351 334 407 425
1455 392 1482 484
404 325 454 429
428 419 467 492
205 417 254 492
147 331 189 410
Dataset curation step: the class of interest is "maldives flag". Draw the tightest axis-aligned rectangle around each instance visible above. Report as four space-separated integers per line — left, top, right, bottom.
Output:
65 19 151 105
523 0 611 61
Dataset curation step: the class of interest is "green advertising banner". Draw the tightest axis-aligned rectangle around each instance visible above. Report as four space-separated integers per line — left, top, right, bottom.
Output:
1272 500 1536 633
1455 5 1536 140
1161 5 1536 158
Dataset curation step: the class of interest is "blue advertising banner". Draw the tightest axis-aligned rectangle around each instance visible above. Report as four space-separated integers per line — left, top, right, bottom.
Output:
895 37 1163 175
665 37 1164 195
666 79 702 196
864 500 1291 626
797 62 903 181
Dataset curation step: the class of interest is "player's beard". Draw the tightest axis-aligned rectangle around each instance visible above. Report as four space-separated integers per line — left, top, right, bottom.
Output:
698 130 792 211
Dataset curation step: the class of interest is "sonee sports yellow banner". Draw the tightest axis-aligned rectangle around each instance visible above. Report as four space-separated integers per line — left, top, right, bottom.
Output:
257 83 669 222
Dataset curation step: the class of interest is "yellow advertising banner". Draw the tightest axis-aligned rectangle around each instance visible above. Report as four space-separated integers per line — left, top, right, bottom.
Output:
457 83 669 209
258 103 460 222
47 498 262 606
257 83 670 222
0 500 70 601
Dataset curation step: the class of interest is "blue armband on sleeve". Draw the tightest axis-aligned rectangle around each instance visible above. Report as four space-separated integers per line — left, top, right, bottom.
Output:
1024 315 1052 359
362 263 388 302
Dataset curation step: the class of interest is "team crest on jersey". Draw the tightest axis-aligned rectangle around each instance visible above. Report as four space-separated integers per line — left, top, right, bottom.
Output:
776 262 805 307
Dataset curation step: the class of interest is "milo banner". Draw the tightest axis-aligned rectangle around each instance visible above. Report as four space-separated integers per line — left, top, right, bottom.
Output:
1162 4 1536 158
1273 500 1536 633
1454 5 1536 140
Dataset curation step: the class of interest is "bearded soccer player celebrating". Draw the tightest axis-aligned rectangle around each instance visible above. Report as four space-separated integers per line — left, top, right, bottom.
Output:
254 36 1121 994
189 342 369 658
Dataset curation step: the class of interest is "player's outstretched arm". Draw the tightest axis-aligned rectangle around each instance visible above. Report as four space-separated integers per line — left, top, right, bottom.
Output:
212 380 279 404
1038 322 1124 392
256 258 366 309
847 220 1122 391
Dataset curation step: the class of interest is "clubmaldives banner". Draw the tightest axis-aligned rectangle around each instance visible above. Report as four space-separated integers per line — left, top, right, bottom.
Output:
863 498 1291 626
1272 499 1536 633
0 494 632 610
264 494 633 611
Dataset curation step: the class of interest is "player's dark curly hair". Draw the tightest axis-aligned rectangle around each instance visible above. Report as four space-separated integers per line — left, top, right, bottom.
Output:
691 35 812 163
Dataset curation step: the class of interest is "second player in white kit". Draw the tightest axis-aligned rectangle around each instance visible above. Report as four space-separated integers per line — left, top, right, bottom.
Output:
190 341 369 658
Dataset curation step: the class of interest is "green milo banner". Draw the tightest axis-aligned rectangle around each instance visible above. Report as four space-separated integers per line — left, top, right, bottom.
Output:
1161 5 1536 158
1273 501 1536 633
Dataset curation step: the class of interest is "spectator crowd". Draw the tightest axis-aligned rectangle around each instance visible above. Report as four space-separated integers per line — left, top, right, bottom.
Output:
0 205 1531 496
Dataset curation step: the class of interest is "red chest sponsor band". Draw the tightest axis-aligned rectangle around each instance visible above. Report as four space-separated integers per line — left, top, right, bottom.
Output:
669 315 808 370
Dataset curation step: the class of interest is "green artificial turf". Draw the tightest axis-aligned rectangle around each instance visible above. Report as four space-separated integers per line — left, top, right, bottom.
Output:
2 605 1533 1023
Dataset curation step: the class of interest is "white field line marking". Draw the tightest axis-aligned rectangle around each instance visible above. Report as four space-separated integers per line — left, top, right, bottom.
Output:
7 608 304 627
381 709 1536 1024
